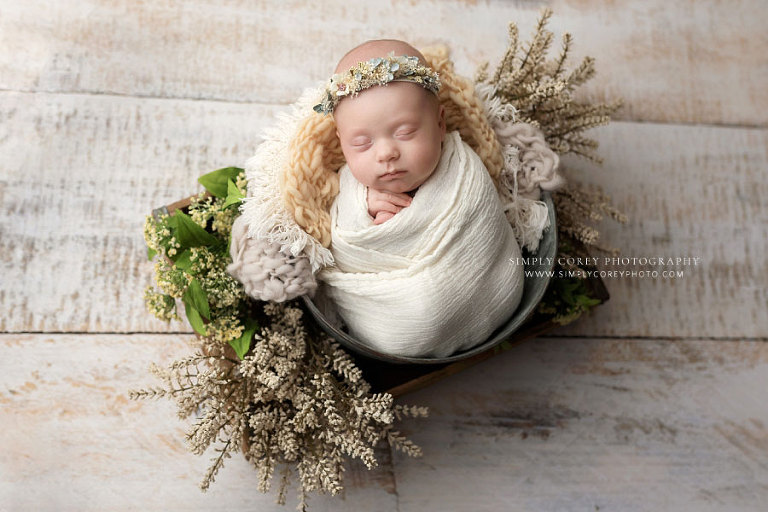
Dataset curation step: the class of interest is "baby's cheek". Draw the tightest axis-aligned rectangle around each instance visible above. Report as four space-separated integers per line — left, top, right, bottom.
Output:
347 159 376 188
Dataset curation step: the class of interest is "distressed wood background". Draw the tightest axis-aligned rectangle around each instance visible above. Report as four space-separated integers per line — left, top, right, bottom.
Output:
1 0 766 510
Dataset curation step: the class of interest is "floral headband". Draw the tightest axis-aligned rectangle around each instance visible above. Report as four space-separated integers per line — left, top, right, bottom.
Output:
313 52 441 115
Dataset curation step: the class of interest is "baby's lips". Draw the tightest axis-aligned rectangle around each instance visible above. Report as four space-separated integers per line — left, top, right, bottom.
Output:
379 170 407 180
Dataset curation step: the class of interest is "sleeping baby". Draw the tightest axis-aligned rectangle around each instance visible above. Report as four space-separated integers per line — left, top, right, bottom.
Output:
314 39 524 358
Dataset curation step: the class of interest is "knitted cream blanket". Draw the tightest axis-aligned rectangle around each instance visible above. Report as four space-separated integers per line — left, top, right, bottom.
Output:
318 131 524 358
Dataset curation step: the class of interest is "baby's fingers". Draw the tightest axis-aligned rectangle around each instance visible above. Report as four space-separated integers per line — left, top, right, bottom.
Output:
368 188 412 207
383 191 412 207
373 211 395 225
368 200 403 216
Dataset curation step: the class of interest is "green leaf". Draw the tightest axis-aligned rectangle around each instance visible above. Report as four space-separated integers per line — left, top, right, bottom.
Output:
229 318 259 360
222 179 245 209
198 167 243 198
167 210 219 249
173 249 193 270
581 296 602 307
147 246 157 261
182 278 210 319
183 299 208 336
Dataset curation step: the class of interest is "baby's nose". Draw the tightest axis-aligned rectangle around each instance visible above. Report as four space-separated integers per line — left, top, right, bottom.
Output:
376 141 400 161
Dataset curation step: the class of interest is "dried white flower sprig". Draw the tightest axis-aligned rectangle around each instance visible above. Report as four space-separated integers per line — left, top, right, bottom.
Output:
475 8 626 325
131 301 428 510
477 7 622 163
136 167 428 509
477 8 627 262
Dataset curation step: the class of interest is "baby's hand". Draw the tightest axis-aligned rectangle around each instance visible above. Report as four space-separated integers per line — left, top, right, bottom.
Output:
367 188 412 225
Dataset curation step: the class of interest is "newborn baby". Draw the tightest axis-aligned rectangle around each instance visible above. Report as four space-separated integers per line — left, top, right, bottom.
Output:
332 44 445 225
317 39 524 358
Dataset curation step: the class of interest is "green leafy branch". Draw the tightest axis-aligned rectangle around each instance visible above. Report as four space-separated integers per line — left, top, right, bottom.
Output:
537 269 603 325
144 166 256 359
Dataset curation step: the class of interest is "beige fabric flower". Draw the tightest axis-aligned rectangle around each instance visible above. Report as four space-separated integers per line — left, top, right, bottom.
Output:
227 215 317 302
496 122 565 199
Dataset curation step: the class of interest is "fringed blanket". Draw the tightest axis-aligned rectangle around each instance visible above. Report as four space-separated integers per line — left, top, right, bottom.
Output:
318 131 524 357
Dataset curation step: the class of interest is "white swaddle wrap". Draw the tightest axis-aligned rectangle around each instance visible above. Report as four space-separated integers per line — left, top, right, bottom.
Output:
318 131 524 357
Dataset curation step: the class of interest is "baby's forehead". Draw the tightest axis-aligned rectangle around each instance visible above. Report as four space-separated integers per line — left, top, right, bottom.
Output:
334 40 427 73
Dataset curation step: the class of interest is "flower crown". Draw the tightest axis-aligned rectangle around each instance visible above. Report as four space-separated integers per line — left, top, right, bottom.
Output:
313 52 441 115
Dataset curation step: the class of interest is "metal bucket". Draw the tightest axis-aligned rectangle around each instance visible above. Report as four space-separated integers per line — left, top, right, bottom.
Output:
303 192 558 364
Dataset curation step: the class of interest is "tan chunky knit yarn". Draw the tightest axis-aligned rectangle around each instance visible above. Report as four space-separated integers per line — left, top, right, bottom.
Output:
423 46 504 186
280 46 504 248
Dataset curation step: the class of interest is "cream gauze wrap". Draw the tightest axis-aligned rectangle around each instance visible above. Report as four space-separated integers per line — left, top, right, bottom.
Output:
318 131 524 358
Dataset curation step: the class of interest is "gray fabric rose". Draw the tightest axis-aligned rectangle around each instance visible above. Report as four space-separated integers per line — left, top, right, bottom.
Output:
227 215 317 302
495 122 565 199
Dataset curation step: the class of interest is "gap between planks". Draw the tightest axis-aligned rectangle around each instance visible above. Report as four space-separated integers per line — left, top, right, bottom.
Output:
0 87 275 106
1 89 765 131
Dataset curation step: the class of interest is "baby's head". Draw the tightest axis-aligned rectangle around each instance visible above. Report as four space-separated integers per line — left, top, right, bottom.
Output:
325 40 446 194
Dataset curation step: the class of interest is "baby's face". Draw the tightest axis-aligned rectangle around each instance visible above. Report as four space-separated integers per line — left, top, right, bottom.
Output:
334 82 445 194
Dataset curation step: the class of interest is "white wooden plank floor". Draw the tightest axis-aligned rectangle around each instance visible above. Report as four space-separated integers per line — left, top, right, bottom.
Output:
1 1 766 510
2 335 766 510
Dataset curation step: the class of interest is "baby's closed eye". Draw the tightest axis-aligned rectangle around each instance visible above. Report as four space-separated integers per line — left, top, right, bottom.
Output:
395 126 417 138
350 136 372 147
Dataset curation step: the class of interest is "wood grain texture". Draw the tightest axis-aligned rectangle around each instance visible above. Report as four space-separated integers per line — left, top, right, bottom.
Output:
392 336 768 512
2 1 766 509
0 334 399 511
556 122 768 338
2 334 766 510
1 0 766 126
0 91 284 333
